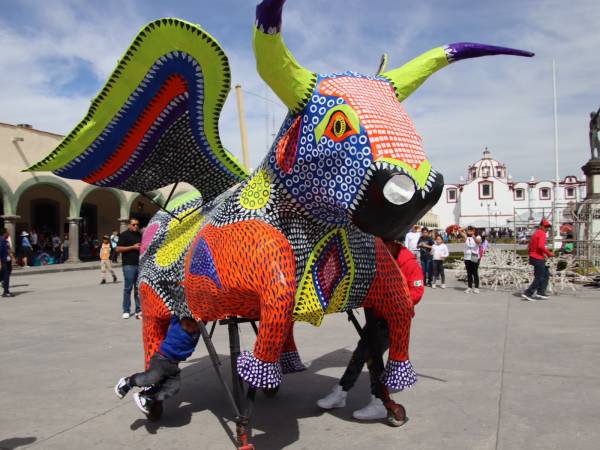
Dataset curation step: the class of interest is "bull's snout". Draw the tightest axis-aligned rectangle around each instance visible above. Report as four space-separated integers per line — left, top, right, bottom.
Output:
350 163 444 241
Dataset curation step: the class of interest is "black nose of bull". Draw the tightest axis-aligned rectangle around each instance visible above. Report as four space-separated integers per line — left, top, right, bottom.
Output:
351 164 444 241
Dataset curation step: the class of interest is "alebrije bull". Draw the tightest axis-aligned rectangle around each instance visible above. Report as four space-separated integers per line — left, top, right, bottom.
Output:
29 0 533 391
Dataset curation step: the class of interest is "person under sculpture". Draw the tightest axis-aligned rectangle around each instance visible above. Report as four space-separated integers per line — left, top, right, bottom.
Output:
28 0 534 428
115 316 200 414
317 240 424 421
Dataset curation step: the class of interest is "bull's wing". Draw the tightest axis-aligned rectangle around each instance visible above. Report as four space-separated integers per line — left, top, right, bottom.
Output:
27 18 249 202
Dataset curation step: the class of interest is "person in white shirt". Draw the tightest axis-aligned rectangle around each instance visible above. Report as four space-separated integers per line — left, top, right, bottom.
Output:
461 227 481 293
404 224 421 260
431 235 449 288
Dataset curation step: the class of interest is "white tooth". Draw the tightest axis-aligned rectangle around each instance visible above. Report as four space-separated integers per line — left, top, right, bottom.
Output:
421 190 426 199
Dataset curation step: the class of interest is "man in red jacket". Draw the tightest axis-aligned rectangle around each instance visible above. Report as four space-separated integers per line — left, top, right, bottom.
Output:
522 219 555 301
317 239 424 420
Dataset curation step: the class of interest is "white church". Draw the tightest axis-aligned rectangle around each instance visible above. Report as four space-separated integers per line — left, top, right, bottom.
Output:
431 148 587 230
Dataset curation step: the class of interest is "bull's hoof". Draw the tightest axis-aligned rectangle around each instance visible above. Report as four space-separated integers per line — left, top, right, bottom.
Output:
381 360 417 391
386 403 407 427
279 351 306 374
262 386 280 398
237 350 282 389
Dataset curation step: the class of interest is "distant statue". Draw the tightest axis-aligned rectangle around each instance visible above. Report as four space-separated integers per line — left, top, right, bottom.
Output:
590 108 600 159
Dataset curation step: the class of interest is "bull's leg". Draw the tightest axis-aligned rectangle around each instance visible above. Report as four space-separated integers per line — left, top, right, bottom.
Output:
279 323 306 374
236 240 297 389
139 282 172 368
364 239 416 392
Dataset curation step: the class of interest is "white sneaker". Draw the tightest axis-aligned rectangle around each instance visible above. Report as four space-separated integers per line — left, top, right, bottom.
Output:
521 293 537 301
473 288 480 294
431 284 436 289
352 395 387 420
465 288 472 294
441 284 446 289
122 312 130 319
317 385 347 409
133 392 153 414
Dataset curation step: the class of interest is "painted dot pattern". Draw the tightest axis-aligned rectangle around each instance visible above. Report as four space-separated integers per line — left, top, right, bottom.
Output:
381 359 417 391
237 350 283 389
279 351 307 374
319 76 426 168
239 169 271 210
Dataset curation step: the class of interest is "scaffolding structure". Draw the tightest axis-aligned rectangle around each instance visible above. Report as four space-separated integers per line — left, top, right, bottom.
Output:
512 200 600 275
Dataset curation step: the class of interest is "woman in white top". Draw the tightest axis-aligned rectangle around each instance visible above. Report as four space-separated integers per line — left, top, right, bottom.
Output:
431 235 449 288
461 227 480 293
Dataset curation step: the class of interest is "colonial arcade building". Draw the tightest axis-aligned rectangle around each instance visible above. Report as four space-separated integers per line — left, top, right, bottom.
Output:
432 148 587 230
0 122 192 262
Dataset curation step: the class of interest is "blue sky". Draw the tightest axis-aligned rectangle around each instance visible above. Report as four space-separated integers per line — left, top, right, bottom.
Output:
1 0 599 182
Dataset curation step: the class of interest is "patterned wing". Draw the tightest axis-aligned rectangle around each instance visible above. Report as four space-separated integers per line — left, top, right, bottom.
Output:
27 18 249 202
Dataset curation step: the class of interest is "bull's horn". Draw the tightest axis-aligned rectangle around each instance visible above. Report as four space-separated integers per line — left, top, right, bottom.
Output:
382 42 534 102
253 0 316 113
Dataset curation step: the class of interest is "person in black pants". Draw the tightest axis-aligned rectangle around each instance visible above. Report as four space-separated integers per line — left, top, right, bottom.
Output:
1 228 14 297
417 227 434 286
461 227 480 294
116 218 142 319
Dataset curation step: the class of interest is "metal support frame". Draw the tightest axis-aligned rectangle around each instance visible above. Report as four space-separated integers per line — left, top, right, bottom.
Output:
198 317 259 449
139 185 203 223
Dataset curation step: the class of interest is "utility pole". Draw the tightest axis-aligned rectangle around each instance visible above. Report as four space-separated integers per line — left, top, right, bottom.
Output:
552 59 561 249
235 85 251 171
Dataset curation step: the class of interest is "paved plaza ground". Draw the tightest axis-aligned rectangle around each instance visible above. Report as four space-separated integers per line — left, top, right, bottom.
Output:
0 268 598 450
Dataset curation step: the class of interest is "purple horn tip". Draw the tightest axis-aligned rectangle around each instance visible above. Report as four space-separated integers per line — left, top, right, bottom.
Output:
256 0 286 34
445 42 534 63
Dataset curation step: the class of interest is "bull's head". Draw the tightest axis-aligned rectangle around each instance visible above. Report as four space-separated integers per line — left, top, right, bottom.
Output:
254 0 533 241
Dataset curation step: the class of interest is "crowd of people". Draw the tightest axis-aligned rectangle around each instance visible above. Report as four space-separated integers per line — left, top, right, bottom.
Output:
404 224 490 293
13 228 123 267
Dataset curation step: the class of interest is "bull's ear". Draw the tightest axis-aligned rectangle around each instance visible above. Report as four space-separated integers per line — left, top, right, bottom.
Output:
382 43 534 102
253 0 316 113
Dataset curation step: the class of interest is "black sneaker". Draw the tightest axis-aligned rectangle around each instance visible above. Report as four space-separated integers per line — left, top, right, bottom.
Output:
114 377 131 399
2 292 14 298
535 293 549 300
133 392 155 414
100 279 106 285
113 275 118 283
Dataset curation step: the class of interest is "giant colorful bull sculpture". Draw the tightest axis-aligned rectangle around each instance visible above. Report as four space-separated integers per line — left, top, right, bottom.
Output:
30 0 532 391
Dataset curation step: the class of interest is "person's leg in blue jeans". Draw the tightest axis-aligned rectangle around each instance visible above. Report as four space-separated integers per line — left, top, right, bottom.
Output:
132 265 140 314
538 264 550 295
122 265 135 314
524 258 544 296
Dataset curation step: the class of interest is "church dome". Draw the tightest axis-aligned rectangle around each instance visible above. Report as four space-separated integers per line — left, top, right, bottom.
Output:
466 148 507 182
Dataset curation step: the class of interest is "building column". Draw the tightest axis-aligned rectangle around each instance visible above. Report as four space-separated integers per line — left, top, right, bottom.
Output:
67 217 81 262
1 215 20 250
118 217 129 233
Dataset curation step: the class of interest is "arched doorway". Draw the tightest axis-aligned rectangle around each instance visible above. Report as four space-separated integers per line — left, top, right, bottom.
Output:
129 194 162 228
79 188 123 260
80 188 123 239
15 182 74 264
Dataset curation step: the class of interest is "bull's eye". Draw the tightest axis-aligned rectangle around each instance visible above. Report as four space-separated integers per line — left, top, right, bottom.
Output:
323 111 357 142
383 174 416 205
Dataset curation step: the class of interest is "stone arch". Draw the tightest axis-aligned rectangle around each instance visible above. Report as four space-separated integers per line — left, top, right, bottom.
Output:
0 175 15 216
14 177 78 256
127 191 165 228
14 176 79 218
79 187 127 240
